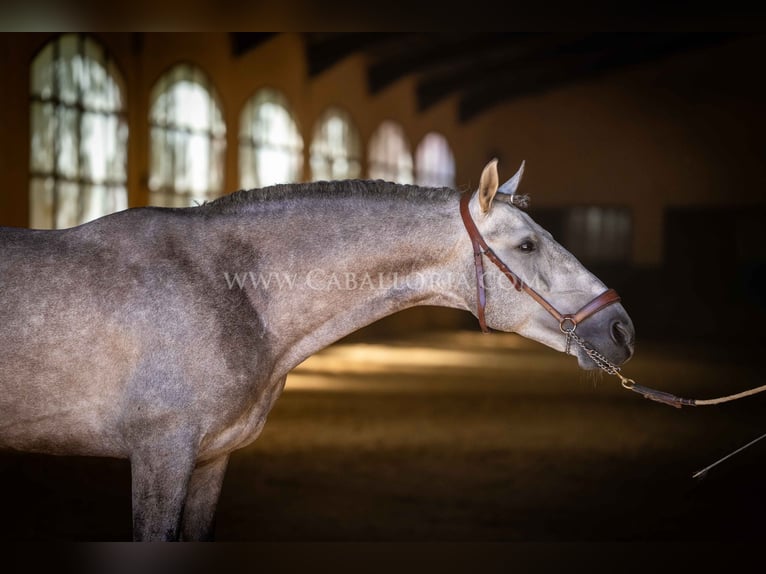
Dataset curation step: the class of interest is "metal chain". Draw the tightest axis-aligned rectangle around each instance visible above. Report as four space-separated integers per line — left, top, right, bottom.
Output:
563 325 765 403
564 328 635 387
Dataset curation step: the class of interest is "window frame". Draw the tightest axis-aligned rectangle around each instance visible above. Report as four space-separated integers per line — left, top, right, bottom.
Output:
238 87 304 189
148 63 227 207
29 33 128 229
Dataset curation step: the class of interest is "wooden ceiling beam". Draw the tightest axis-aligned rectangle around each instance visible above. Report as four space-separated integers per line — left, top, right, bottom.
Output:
303 32 399 77
415 33 585 111
229 33 279 57
457 33 737 121
367 33 517 94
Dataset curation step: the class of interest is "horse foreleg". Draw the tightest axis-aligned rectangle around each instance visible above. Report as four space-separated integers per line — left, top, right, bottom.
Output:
180 454 230 541
130 445 197 541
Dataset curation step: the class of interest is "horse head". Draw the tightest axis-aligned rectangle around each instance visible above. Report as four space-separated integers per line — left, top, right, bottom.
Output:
462 159 635 370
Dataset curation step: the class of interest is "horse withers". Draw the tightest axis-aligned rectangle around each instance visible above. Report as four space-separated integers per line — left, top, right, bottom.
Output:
0 160 634 540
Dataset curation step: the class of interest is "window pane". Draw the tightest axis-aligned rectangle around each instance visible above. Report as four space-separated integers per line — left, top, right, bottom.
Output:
78 184 126 223
106 61 126 111
80 56 110 112
309 154 331 182
239 142 255 190
255 147 290 187
167 130 188 191
55 181 79 229
368 121 413 184
112 185 128 212
55 106 79 179
310 107 361 181
149 126 170 191
161 129 214 195
152 80 223 134
80 184 106 223
30 102 55 173
186 132 210 193
210 136 226 194
151 190 195 208
30 177 54 229
81 112 108 183
30 43 53 98
81 38 124 113
176 81 212 132
149 78 172 128
416 132 455 188
56 34 79 106
108 117 128 181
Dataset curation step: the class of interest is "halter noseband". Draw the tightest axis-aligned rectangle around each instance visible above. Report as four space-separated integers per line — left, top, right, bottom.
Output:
459 191 621 334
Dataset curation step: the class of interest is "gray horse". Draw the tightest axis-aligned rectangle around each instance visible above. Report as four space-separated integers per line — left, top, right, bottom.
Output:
0 160 634 540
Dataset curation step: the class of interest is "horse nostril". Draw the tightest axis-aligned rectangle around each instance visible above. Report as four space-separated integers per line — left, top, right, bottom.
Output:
611 320 633 348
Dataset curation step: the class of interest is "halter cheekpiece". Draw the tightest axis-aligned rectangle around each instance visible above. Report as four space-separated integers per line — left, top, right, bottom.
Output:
458 190 622 334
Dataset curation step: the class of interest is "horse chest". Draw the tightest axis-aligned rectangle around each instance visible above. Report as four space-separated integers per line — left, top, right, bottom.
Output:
197 374 287 460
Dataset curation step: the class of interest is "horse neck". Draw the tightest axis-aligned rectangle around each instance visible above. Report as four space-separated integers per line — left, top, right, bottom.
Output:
216 190 471 376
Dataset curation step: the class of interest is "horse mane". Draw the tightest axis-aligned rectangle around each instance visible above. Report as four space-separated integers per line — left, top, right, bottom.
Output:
202 179 530 214
202 180 458 214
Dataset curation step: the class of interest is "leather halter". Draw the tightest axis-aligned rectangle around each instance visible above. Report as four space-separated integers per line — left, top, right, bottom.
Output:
459 191 621 334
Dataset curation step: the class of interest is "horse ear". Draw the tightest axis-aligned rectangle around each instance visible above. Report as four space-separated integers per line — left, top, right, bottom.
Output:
497 160 525 196
478 158 499 213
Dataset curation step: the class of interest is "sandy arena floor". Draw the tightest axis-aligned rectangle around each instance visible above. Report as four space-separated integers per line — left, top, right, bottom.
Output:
1 331 764 543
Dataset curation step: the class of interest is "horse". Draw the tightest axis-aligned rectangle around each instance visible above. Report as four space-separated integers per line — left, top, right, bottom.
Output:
0 159 635 541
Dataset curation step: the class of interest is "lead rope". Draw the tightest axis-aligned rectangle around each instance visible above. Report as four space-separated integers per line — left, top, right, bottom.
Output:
562 324 766 477
562 324 766 408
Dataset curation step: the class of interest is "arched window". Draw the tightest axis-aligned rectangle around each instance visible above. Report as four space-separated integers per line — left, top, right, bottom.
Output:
310 107 361 181
239 88 303 189
149 64 226 207
415 132 455 188
29 34 128 229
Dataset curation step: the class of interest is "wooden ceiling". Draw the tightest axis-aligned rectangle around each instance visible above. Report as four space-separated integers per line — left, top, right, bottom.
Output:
231 32 739 122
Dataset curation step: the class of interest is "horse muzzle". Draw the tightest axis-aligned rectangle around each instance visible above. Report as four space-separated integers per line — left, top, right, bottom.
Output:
568 304 635 370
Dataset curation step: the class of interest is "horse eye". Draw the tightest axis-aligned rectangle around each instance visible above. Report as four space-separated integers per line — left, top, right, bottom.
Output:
518 240 536 253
